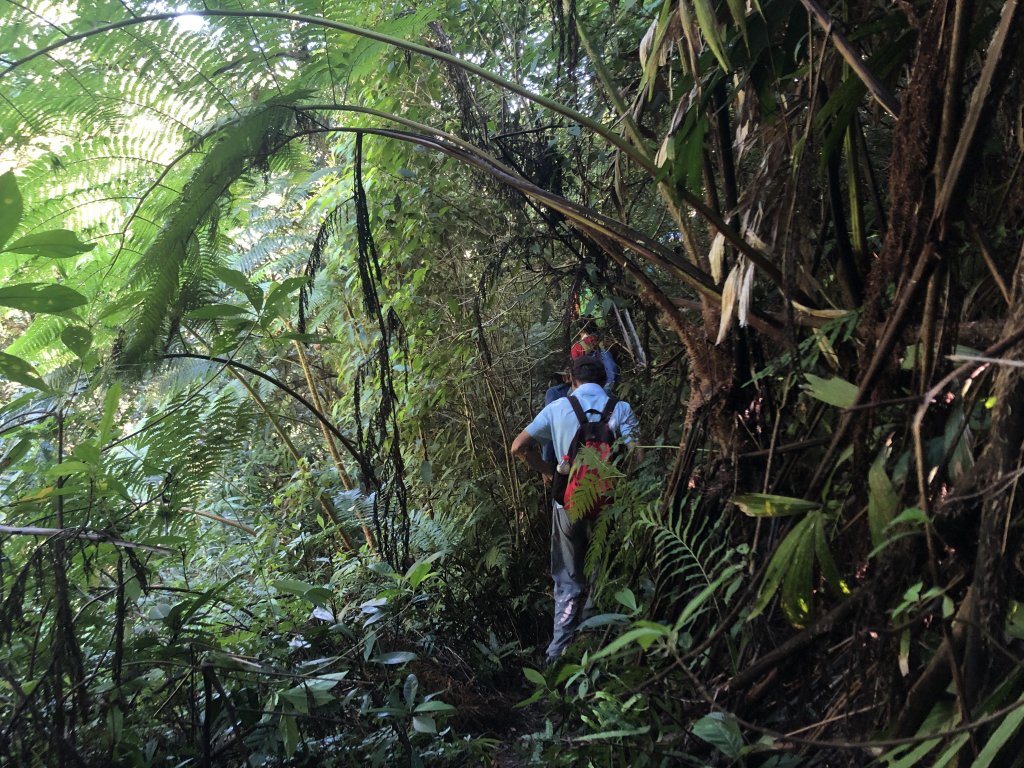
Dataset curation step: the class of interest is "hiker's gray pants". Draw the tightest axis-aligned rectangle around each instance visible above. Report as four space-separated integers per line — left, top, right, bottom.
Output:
546 501 593 662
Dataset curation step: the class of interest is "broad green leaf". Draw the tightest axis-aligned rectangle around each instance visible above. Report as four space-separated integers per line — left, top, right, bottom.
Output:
274 578 315 597
724 0 748 46
732 493 818 517
0 171 22 248
692 712 744 759
868 452 899 548
753 510 847 627
99 382 121 444
262 276 310 320
803 373 858 408
811 511 847 597
61 325 93 358
72 441 100 465
279 714 300 756
691 0 731 71
0 438 32 468
414 700 455 714
4 229 94 258
590 625 670 662
280 686 310 714
640 2 672 98
313 672 349 683
0 352 49 391
44 460 92 477
578 613 630 629
523 667 546 686
750 513 813 621
514 690 545 709
780 516 817 625
404 550 443 589
106 704 123 744
0 283 87 315
213 266 263 310
304 587 333 607
404 560 435 590
411 715 436 734
371 651 417 665
403 673 418 707
14 486 54 503
615 588 637 612
887 507 929 528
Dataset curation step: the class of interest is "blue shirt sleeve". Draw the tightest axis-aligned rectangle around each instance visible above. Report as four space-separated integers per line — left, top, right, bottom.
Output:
613 402 638 444
601 349 618 393
525 404 554 443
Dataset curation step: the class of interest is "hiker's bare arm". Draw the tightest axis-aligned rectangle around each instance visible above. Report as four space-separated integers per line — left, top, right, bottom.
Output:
511 430 555 480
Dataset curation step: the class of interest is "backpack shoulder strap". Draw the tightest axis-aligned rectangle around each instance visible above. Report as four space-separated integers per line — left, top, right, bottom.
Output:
567 395 587 425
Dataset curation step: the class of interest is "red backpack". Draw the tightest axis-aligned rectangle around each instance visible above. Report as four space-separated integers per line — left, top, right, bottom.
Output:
554 395 619 522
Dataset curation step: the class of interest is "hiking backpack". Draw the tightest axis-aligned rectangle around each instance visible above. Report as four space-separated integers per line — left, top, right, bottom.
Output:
553 395 620 522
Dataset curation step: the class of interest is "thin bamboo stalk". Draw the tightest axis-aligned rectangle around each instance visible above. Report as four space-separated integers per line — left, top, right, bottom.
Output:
291 342 377 553
226 367 359 555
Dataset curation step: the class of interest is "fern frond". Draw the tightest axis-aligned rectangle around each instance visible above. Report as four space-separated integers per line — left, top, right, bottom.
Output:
111 383 254 514
4 316 66 359
118 99 300 363
630 496 746 634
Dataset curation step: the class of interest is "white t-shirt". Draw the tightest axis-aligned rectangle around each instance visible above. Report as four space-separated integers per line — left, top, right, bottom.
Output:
524 382 638 463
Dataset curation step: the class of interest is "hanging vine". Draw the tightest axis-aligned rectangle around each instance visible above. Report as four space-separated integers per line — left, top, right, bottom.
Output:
351 132 412 570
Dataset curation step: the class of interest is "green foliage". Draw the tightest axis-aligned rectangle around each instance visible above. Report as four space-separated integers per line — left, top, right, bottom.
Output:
3 0 1024 763
564 444 623 523
751 509 848 626
631 493 747 637
121 99 299 363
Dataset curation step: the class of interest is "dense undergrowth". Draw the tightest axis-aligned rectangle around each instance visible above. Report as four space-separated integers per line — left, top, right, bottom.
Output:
3 0 1024 766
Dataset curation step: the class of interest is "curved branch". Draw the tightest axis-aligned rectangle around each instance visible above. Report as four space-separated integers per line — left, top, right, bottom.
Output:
0 525 174 555
303 123 722 301
301 124 785 337
800 0 901 118
0 10 649 171
162 352 368 480
0 9 793 302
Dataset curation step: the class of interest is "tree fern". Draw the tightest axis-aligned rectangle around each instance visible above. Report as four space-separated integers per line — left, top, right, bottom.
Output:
111 383 255 516
630 495 747 637
119 98 300 363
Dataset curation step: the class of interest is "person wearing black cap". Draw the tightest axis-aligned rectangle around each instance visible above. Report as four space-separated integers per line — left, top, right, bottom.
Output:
510 354 639 663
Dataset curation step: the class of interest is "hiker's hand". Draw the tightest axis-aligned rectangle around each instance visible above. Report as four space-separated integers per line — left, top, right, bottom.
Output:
511 432 557 479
